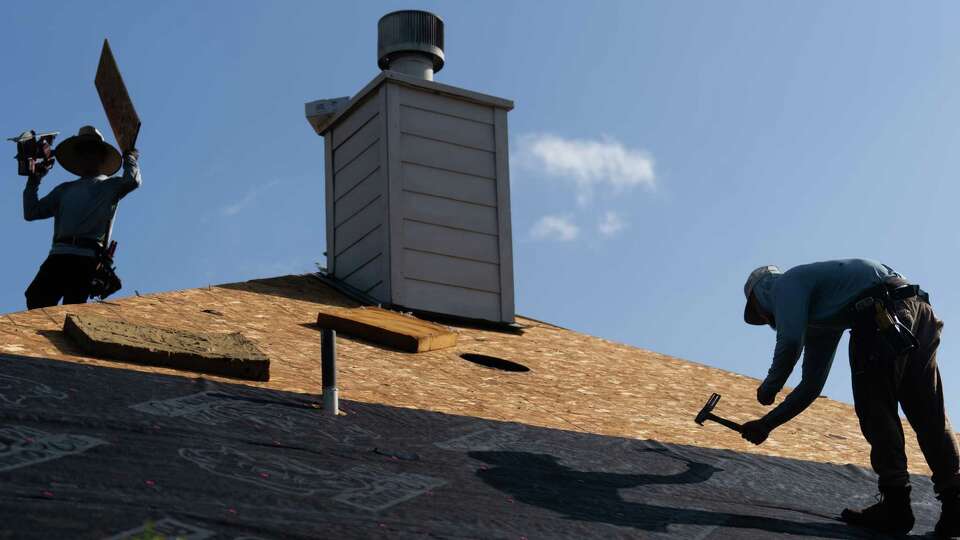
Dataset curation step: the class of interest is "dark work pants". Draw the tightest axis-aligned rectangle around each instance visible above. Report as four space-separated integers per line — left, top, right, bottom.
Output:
24 254 97 310
849 296 960 494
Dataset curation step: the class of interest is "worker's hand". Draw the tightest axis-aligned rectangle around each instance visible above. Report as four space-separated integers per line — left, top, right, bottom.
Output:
741 419 771 445
28 157 55 181
757 385 776 406
123 148 140 161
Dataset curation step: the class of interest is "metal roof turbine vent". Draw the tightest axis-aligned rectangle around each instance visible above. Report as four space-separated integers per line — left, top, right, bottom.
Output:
377 10 444 81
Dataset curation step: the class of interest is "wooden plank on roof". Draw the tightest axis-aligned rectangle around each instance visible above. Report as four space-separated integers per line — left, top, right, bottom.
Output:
315 307 457 353
63 314 269 381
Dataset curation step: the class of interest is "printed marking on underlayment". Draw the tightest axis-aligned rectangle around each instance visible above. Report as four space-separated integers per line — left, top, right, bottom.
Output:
179 445 445 511
0 373 68 407
104 518 215 540
434 425 525 451
178 446 341 496
0 425 105 472
333 465 447 512
131 392 378 443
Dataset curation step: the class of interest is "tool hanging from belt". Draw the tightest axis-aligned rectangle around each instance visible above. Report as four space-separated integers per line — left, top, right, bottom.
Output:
851 281 927 356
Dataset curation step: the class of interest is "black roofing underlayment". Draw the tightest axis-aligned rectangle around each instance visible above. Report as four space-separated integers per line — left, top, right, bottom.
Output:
0 354 943 539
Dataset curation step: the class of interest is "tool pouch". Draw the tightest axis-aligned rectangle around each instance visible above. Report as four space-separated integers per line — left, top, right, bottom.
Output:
89 241 122 300
866 293 920 357
852 290 920 357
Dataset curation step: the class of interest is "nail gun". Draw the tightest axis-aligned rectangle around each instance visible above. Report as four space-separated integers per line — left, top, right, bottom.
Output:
8 130 58 177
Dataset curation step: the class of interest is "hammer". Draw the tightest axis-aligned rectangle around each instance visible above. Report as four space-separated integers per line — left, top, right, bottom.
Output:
695 393 742 433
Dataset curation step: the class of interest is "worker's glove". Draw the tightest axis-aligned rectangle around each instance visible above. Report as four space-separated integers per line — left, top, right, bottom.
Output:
27 157 55 182
123 148 140 161
741 419 771 445
756 385 776 406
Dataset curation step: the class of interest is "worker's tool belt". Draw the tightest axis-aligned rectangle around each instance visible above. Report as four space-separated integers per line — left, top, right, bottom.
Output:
54 236 122 300
849 278 927 356
54 236 104 251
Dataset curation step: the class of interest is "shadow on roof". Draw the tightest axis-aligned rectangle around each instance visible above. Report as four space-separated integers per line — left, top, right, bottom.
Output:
0 352 940 539
35 328 84 357
215 274 357 306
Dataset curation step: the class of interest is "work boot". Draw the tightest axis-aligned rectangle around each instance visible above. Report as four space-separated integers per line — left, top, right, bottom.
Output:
840 485 915 535
936 488 959 538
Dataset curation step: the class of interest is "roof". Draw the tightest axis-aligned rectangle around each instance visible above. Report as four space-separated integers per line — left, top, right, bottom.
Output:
0 274 947 537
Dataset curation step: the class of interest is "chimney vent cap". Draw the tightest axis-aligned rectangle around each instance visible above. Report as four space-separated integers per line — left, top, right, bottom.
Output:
377 10 445 72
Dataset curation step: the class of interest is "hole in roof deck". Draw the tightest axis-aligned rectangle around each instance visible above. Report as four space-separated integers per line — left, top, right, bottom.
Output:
460 353 529 373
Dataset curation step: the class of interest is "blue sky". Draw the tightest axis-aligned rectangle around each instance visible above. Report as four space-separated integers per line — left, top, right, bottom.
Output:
3 1 959 423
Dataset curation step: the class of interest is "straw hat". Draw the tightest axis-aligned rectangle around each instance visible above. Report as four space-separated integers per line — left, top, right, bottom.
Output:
54 125 121 177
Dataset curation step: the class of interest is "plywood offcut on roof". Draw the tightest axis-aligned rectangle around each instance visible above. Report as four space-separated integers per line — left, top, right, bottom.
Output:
94 39 140 152
315 306 456 353
63 313 269 381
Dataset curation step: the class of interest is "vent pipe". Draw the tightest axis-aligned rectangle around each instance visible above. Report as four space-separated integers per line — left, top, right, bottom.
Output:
377 10 444 81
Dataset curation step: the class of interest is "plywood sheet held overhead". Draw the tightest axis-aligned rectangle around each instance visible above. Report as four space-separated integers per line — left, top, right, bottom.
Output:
315 306 456 352
63 314 269 381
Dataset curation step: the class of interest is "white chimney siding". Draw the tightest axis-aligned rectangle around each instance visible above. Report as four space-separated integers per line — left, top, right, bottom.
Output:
318 71 515 323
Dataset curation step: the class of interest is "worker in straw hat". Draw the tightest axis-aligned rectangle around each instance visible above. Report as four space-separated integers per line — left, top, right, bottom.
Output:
739 259 959 537
22 125 140 309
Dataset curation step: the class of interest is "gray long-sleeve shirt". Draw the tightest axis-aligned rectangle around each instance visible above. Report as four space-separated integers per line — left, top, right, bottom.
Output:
23 153 141 257
752 259 900 429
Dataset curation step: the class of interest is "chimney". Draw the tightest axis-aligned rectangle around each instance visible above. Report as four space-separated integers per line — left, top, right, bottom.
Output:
306 10 515 324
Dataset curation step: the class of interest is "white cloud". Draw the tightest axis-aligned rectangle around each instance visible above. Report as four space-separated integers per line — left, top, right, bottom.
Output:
598 211 627 237
219 180 280 217
518 133 655 204
530 215 579 242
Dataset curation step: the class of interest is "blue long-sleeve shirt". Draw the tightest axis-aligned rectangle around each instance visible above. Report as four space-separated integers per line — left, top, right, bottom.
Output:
752 259 900 429
23 152 141 257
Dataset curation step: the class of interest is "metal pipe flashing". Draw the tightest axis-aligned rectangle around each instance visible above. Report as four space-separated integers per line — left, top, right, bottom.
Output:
321 328 339 416
387 53 436 81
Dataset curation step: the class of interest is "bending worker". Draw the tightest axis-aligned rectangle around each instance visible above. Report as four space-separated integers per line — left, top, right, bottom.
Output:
740 259 958 537
22 125 140 309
